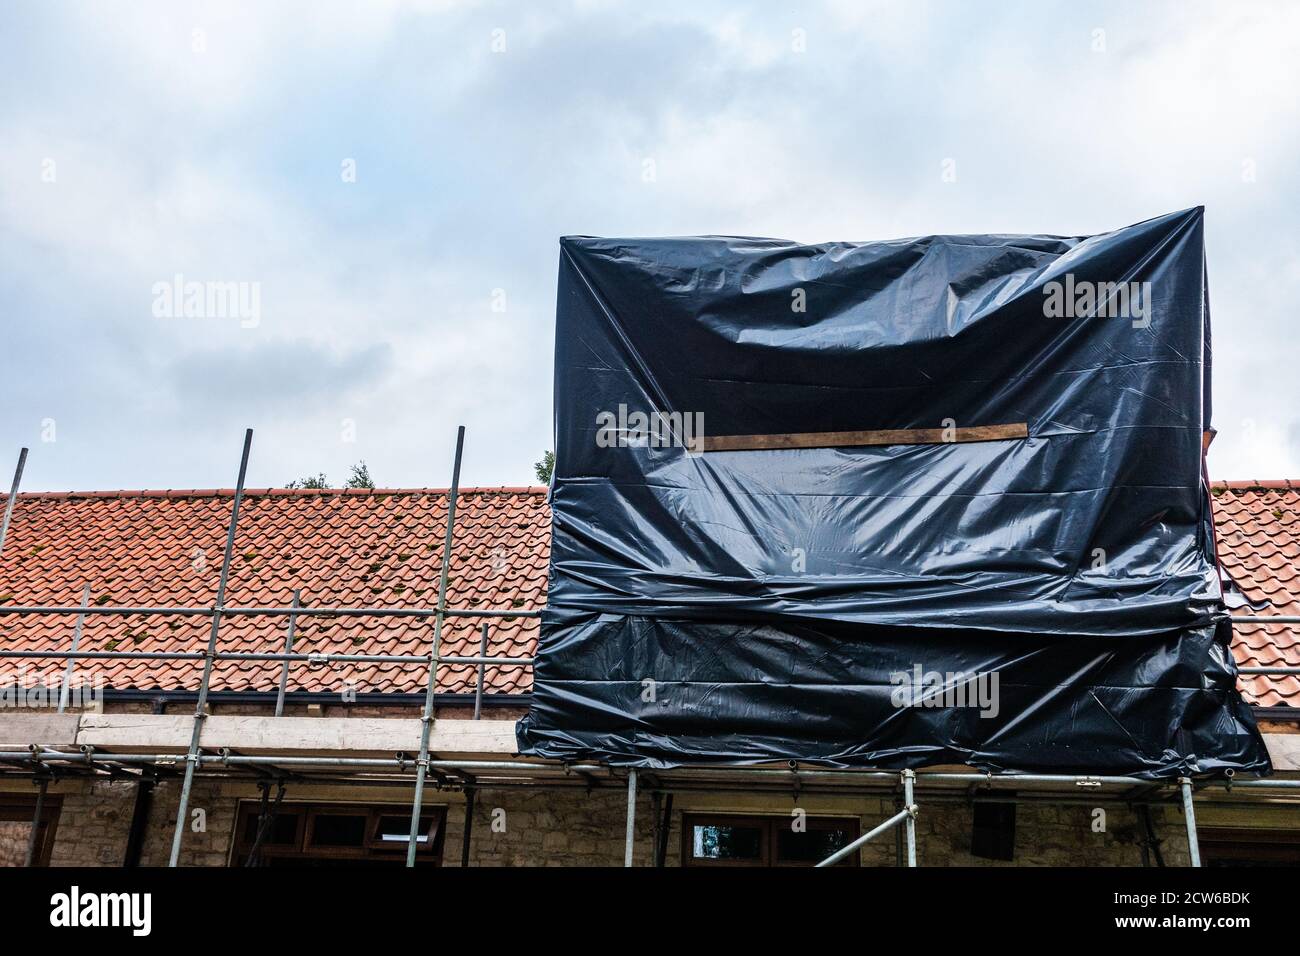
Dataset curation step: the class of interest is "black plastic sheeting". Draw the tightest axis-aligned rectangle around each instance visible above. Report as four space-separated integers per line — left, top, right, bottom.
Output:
516 207 1270 777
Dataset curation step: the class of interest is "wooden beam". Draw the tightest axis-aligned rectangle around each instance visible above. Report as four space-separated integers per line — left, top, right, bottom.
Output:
700 422 1029 453
71 714 519 757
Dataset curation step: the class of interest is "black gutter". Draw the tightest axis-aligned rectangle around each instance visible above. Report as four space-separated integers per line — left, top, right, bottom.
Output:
1252 706 1300 723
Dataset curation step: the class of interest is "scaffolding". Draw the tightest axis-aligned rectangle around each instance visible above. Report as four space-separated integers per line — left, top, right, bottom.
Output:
0 429 1298 869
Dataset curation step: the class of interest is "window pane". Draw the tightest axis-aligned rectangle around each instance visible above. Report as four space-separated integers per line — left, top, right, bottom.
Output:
310 814 368 847
375 815 435 845
691 823 762 861
241 812 298 847
775 826 853 863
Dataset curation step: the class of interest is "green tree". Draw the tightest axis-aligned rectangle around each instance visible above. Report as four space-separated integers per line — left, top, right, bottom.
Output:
285 461 374 490
534 450 555 484
285 473 329 490
346 461 374 490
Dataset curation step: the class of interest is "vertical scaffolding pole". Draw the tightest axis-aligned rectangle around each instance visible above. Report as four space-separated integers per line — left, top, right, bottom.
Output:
624 769 638 867
274 589 301 717
902 769 917 867
473 621 488 720
23 777 48 867
0 447 28 558
460 787 476 867
1179 777 1201 868
407 425 465 868
168 428 253 867
57 584 92 714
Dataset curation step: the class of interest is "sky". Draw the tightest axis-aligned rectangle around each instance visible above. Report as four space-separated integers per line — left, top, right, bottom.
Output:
1 0 1298 491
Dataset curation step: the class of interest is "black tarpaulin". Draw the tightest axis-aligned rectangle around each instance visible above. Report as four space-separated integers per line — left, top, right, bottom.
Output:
515 207 1270 777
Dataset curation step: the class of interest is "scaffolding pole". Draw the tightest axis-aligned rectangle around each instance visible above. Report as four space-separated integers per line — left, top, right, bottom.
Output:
274 590 301 717
23 776 48 867
624 768 638 867
816 804 916 868
168 428 252 867
461 786 476 867
407 425 464 868
0 447 28 558
1180 777 1202 868
57 584 91 714
473 621 489 720
902 768 917 867
2 749 1297 796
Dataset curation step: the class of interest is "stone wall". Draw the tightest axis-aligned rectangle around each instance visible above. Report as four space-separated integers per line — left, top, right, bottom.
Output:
5 776 1202 868
37 778 238 867
0 821 32 865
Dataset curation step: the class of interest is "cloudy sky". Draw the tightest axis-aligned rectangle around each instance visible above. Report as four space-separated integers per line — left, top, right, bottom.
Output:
2 0 1298 491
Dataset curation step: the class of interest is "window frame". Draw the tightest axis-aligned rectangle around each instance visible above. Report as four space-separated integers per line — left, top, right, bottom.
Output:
0 792 62 867
232 802 445 866
1198 827 1300 866
681 812 861 868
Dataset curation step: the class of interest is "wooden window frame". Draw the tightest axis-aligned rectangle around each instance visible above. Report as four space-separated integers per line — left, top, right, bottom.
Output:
0 792 63 867
232 802 445 866
681 812 861 868
1198 827 1300 866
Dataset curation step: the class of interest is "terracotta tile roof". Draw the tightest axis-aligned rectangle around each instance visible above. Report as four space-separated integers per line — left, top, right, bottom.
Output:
1211 480 1300 708
0 488 548 697
1 482 1296 709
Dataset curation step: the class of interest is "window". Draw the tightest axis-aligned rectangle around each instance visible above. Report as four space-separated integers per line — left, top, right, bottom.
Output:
682 814 860 867
0 793 62 867
233 803 445 867
1199 828 1300 867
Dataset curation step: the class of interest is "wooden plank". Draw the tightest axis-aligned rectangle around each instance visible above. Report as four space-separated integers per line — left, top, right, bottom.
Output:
0 713 81 749
74 714 520 757
700 422 1029 453
1264 733 1300 772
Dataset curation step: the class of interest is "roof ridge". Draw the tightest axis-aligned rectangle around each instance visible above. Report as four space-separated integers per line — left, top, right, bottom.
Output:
7 486 550 501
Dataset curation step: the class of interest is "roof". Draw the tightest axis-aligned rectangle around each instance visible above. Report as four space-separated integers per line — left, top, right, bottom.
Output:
0 482 1296 708
0 488 548 697
1212 480 1300 708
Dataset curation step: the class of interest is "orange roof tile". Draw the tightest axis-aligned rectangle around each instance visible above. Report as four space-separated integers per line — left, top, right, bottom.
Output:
1211 480 1300 708
1 482 1296 709
0 488 548 697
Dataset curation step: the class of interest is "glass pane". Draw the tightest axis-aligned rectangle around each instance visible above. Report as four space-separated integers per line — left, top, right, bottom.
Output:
691 823 762 861
310 814 368 847
242 812 298 847
775 826 853 863
375 815 435 844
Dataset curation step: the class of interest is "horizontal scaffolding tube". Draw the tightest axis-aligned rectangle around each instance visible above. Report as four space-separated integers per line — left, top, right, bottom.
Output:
0 605 541 619
0 650 531 665
0 751 606 773
439 655 534 666
2 751 1297 790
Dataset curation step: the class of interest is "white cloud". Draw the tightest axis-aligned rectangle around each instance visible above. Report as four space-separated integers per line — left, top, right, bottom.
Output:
1 0 1298 488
